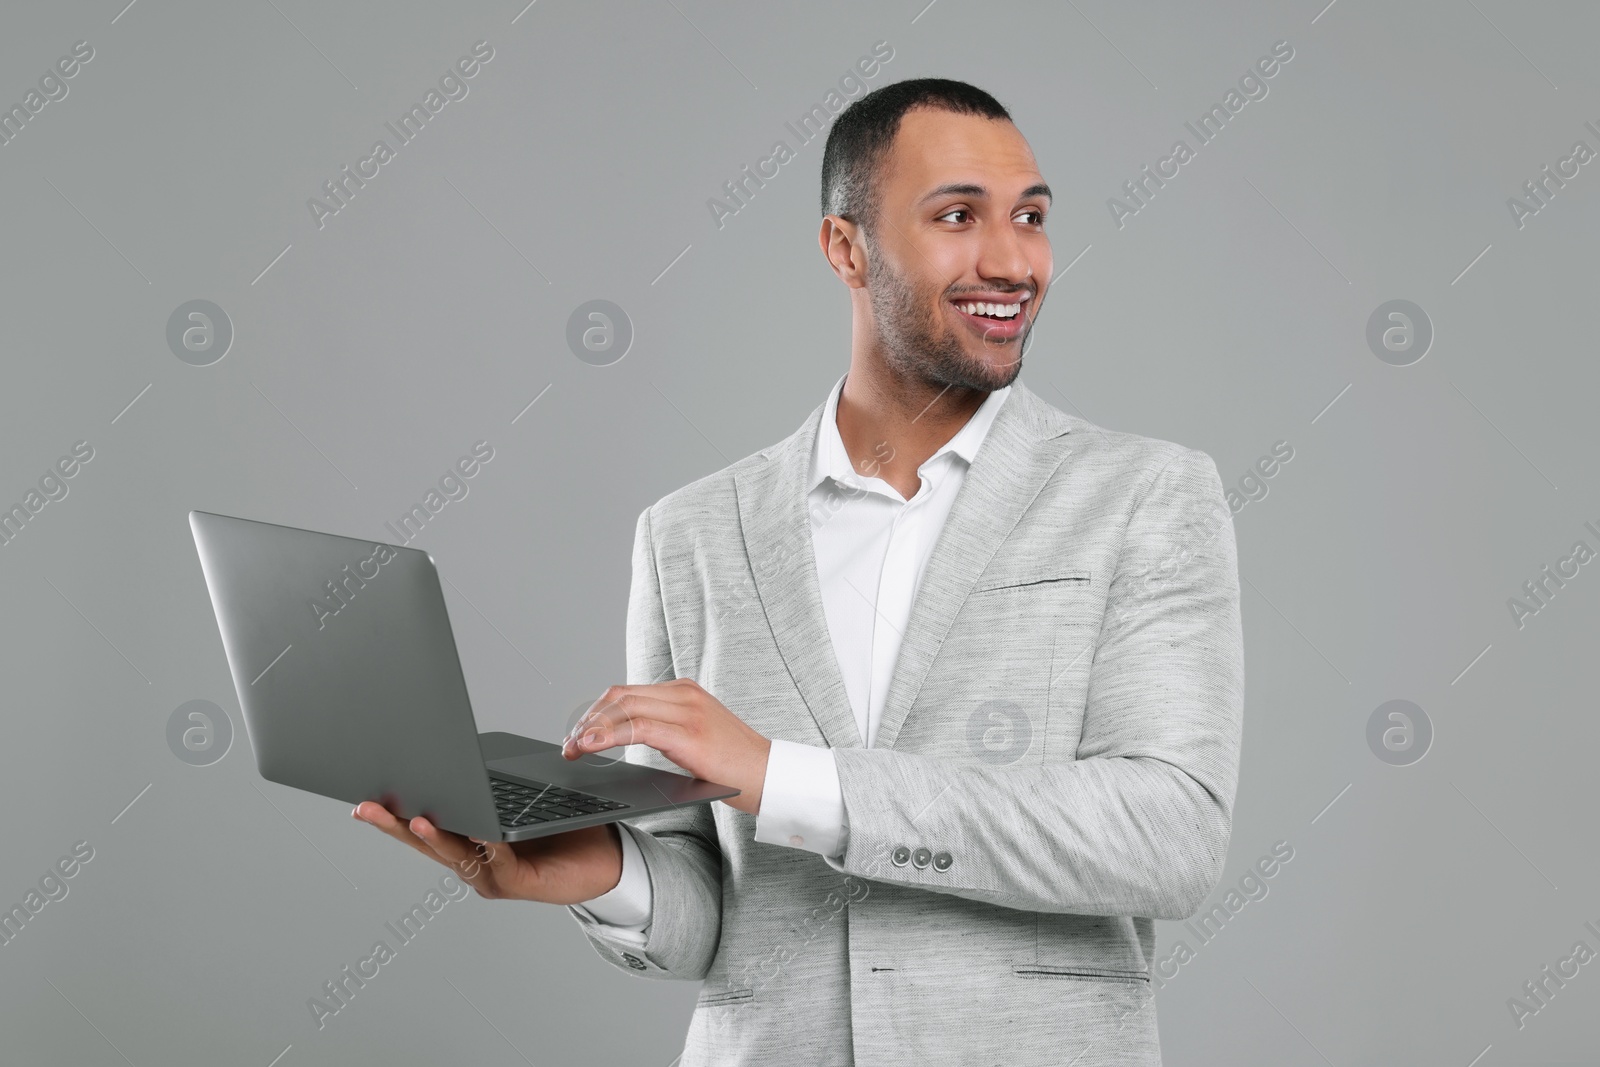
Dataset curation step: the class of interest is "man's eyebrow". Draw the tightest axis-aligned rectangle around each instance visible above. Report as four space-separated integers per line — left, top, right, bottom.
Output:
918 181 1054 205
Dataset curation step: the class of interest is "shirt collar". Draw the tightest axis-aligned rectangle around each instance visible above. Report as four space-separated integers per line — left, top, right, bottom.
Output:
808 371 1012 494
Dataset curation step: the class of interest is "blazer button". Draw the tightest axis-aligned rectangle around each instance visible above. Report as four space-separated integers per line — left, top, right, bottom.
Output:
911 847 931 869
932 851 953 873
622 953 647 970
890 845 911 866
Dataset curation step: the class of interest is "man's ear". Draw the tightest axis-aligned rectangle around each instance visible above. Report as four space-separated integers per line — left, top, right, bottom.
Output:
819 215 870 290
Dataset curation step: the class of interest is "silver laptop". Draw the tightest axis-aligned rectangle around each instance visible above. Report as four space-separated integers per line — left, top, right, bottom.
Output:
188 510 738 842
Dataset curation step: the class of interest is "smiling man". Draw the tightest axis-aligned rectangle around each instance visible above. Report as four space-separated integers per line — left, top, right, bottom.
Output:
357 78 1244 1066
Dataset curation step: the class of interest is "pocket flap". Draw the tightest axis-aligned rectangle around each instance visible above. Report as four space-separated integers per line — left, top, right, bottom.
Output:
973 568 1091 593
1013 964 1148 983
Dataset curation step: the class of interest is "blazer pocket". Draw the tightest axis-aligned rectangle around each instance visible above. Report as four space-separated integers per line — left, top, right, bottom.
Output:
1012 964 1149 984
972 569 1091 593
696 987 754 1007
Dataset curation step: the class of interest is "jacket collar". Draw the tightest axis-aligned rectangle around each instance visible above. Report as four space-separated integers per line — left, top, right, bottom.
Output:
735 376 1074 751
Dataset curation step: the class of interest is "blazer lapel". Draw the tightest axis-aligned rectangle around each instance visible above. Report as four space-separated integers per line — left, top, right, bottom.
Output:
873 380 1074 749
736 378 1074 753
736 397 864 750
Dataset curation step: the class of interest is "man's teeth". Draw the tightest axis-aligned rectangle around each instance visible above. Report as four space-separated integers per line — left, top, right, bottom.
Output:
957 301 1021 319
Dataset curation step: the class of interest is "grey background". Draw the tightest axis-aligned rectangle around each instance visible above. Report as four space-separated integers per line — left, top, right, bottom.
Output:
1 0 1595 1063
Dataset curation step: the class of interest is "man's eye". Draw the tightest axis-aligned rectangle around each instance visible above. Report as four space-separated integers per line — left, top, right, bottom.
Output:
1018 210 1046 225
936 208 969 224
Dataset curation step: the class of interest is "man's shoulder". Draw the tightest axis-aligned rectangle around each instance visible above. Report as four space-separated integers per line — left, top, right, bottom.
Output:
1017 401 1222 541
1077 423 1212 484
1033 389 1215 494
639 423 801 533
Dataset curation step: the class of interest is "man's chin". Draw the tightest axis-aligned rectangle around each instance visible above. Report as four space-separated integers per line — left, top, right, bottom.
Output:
958 347 1024 391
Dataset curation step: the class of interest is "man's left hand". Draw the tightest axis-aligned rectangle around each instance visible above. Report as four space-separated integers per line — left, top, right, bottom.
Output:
563 678 770 816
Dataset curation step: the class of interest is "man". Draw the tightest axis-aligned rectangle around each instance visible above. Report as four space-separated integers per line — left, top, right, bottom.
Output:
357 78 1244 1066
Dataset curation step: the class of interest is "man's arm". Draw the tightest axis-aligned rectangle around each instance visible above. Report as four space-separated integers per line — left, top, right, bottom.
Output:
566 505 724 979
569 822 652 941
817 447 1243 920
752 738 847 857
582 737 848 932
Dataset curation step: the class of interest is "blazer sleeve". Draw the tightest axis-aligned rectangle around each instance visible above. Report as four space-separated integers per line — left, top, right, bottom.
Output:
821 447 1244 921
566 504 726 979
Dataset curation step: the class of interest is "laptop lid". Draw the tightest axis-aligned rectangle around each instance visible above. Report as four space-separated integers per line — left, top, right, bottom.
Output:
189 510 503 839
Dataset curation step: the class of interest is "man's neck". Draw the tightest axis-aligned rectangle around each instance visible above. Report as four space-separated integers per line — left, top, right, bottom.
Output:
834 361 989 500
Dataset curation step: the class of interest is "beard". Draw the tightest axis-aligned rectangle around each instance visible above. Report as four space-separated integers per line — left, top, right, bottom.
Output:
864 242 1032 395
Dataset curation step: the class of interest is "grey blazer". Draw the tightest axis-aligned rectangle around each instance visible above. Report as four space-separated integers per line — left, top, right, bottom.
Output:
568 377 1245 1066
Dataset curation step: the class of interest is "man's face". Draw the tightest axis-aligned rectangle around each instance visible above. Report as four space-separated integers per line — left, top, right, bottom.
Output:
861 108 1053 393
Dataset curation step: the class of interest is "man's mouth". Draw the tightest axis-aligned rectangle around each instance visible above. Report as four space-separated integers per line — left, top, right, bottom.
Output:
948 294 1030 339
952 300 1022 320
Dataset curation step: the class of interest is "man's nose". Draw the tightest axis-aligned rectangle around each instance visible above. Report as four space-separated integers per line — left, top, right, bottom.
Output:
974 221 1037 290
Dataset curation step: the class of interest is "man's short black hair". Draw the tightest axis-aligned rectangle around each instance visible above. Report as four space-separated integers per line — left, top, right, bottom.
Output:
820 77 1012 240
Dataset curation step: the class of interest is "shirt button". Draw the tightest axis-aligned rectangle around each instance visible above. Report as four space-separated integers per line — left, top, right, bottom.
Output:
932 851 953 873
890 845 911 866
789 834 804 847
911 847 932 869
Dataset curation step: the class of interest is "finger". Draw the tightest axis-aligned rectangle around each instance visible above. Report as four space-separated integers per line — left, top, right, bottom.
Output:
353 802 440 861
408 816 484 872
572 690 645 737
579 689 695 742
461 834 519 885
566 689 669 759
564 699 640 756
359 807 508 889
449 837 500 886
573 684 699 735
612 678 701 697
579 712 689 758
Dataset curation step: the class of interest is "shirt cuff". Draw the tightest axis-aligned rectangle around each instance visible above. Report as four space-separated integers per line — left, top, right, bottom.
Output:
569 822 652 930
753 738 846 859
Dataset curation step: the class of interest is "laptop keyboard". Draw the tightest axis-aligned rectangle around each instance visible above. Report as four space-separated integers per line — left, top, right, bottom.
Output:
490 776 629 828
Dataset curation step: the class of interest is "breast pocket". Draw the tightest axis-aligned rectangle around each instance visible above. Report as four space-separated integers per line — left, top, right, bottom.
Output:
970 567 1092 594
932 569 1099 766
983 573 1103 763
968 567 1099 636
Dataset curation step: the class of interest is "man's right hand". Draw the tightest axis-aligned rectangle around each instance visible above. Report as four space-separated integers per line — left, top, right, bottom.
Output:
353 802 625 905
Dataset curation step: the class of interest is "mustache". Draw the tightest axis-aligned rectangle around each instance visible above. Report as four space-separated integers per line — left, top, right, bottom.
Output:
945 287 1034 301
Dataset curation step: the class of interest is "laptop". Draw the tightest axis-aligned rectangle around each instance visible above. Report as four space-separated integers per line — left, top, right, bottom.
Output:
188 510 739 842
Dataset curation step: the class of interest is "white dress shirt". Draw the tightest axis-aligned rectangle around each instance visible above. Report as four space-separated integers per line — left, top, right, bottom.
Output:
573 372 1011 937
